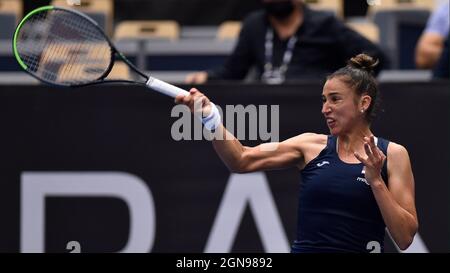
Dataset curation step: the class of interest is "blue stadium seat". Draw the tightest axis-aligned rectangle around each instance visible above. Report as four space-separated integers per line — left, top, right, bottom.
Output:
0 13 15 39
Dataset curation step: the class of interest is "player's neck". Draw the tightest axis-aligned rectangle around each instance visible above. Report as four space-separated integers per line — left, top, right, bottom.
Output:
270 8 303 40
337 126 373 154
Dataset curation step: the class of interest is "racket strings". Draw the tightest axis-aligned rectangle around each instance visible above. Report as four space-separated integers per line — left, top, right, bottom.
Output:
19 12 49 75
16 9 112 85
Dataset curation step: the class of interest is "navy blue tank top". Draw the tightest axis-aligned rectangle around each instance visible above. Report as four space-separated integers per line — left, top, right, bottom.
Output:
292 135 389 253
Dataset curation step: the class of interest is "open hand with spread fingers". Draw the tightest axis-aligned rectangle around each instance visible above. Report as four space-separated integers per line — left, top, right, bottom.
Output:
354 135 387 185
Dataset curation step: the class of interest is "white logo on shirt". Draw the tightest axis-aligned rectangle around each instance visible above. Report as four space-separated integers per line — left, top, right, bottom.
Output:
316 161 330 167
357 177 369 186
357 167 369 185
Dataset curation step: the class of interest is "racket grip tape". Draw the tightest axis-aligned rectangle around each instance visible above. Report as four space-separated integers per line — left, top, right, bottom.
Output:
202 102 222 131
146 77 189 98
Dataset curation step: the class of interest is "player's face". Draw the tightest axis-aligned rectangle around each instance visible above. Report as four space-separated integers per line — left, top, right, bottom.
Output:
321 77 363 135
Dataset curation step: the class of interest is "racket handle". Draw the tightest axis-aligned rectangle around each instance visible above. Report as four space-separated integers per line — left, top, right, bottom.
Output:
146 77 189 98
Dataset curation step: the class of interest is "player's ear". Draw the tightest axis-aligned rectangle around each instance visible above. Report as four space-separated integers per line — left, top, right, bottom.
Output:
360 93 372 112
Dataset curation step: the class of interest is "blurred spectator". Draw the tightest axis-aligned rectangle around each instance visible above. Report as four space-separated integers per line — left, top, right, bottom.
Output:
185 0 387 84
343 0 368 18
415 1 449 69
433 33 449 78
23 0 50 14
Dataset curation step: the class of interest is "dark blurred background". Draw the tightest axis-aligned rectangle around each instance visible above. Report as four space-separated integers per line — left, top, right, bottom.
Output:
24 0 369 25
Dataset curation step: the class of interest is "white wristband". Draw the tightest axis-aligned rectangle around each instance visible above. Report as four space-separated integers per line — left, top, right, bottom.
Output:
202 103 221 131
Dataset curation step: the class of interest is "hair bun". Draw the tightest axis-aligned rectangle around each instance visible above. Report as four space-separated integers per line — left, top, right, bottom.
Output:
348 54 379 74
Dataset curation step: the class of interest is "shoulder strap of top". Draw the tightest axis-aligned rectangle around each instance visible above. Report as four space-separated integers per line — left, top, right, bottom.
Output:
377 137 390 185
327 135 337 154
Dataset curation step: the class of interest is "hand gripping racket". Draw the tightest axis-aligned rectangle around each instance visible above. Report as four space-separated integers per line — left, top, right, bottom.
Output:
12 5 189 98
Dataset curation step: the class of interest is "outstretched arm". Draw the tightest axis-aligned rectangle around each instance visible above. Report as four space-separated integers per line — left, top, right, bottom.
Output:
175 88 308 173
211 124 311 173
355 136 418 250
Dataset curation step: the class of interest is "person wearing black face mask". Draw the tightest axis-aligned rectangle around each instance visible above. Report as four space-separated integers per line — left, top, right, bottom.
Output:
185 0 389 84
262 0 296 20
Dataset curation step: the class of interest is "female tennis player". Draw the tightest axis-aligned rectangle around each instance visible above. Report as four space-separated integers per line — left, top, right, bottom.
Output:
176 54 418 253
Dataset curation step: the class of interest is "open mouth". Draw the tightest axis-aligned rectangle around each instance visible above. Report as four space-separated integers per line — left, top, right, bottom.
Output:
326 118 336 128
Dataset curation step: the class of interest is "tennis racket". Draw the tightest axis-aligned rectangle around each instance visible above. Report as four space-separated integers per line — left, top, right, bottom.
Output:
12 5 189 98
